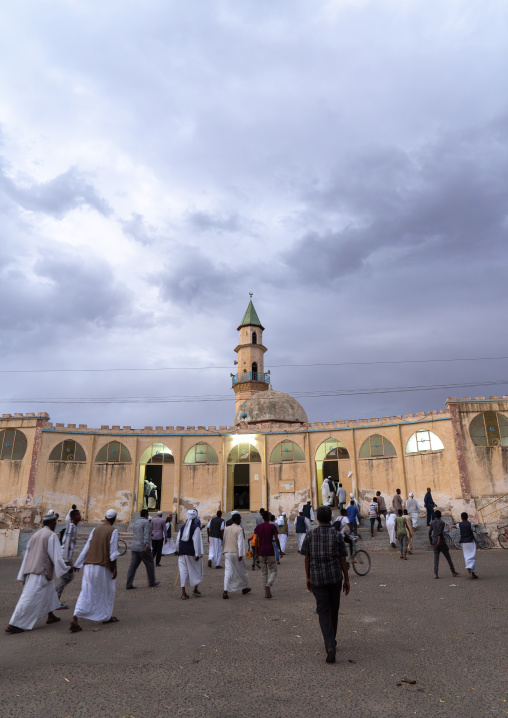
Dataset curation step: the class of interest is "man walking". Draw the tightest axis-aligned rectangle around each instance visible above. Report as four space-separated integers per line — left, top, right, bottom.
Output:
57 508 82 609
301 505 350 664
302 500 315 522
6 512 70 634
376 491 387 528
424 488 436 526
207 510 225 568
125 508 160 589
255 508 265 526
368 497 379 537
346 499 360 537
177 509 204 599
429 510 459 579
406 492 420 531
337 483 347 510
295 510 312 552
223 513 251 599
151 511 167 567
392 488 403 514
276 512 289 553
70 509 121 632
254 511 283 599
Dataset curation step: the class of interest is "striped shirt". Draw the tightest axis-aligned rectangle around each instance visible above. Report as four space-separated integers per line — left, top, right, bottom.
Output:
369 502 378 518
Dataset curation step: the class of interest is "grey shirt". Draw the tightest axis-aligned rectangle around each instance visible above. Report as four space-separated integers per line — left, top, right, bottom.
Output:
131 518 151 552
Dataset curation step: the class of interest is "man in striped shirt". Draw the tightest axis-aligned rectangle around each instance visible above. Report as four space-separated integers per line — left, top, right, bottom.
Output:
56 509 81 609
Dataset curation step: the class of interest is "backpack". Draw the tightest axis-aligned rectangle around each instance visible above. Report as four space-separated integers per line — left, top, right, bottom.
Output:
149 488 156 498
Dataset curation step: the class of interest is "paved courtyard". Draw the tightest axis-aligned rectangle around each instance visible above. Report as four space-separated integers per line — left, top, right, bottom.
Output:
0 547 507 718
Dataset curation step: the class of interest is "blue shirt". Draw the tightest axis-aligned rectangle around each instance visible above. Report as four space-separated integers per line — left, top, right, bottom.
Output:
347 505 360 523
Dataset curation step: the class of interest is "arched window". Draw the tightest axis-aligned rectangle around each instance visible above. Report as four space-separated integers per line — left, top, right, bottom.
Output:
252 331 257 345
49 440 86 462
315 438 350 461
95 441 131 463
140 443 174 464
359 434 397 459
270 439 305 462
251 362 258 380
227 442 261 463
0 429 27 460
184 442 219 464
469 412 508 447
406 430 444 454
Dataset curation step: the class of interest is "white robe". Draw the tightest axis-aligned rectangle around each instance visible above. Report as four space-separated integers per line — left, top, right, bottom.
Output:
279 534 288 553
224 528 249 593
161 536 177 555
461 541 477 572
177 524 204 588
321 481 334 506
207 519 225 566
73 528 120 622
386 514 397 544
410 513 419 529
9 532 69 630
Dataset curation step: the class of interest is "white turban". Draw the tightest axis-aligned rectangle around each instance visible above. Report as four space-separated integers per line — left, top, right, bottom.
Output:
105 509 117 519
157 511 163 516
181 510 198 542
409 492 414 498
231 510 239 516
186 509 197 520
43 511 56 521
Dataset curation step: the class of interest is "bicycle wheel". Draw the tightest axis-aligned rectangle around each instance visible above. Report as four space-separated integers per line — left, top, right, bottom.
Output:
117 539 127 556
476 534 491 550
498 533 508 549
454 534 462 550
352 549 371 576
444 533 453 549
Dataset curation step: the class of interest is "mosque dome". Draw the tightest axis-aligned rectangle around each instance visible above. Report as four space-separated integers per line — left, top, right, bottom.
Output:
234 389 308 425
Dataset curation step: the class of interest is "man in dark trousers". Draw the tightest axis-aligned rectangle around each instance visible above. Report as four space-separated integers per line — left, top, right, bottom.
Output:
429 510 459 579
151 511 167 567
424 488 436 526
301 505 350 664
125 509 160 589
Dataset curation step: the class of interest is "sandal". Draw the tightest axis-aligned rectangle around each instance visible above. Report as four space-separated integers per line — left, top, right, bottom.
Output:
69 624 83 633
102 617 119 624
46 616 61 624
223 591 229 599
181 594 190 600
5 626 24 634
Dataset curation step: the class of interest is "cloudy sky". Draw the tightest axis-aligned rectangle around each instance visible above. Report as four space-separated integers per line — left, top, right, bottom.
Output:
1 0 507 429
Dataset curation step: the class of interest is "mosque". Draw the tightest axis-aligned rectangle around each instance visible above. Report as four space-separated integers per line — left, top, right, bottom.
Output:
0 300 507 529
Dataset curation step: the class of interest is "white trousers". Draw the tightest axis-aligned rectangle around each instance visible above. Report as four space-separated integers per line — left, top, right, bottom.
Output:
297 533 306 550
208 537 223 566
9 574 60 630
179 555 203 588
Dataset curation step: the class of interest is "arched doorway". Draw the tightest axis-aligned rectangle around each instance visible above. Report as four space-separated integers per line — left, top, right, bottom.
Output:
137 443 175 512
315 438 351 504
227 441 262 511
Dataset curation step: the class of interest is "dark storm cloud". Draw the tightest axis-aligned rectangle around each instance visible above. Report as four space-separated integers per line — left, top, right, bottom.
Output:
283 118 508 285
0 163 111 218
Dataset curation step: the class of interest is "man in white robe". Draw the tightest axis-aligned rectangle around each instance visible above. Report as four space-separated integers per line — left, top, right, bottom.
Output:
386 508 397 548
295 511 312 552
223 513 251 599
276 512 289 553
177 509 204 599
405 493 420 529
321 477 335 507
6 513 69 633
206 510 225 568
70 509 120 633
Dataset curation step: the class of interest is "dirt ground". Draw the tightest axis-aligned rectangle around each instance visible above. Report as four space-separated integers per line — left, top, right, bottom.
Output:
0 548 507 718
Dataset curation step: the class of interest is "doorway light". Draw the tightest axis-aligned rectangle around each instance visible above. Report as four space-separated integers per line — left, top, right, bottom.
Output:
231 434 257 445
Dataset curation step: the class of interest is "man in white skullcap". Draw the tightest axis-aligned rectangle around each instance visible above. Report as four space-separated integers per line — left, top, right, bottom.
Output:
177 509 204 599
70 509 120 632
405 493 420 530
386 508 397 548
276 512 289 553
206 510 225 568
6 512 70 633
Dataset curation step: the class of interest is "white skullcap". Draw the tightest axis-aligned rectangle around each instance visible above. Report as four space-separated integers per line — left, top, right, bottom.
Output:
43 511 56 521
306 500 311 503
157 511 163 516
186 509 197 519
231 510 240 516
409 492 414 498
282 512 286 516
350 493 354 497
105 509 117 519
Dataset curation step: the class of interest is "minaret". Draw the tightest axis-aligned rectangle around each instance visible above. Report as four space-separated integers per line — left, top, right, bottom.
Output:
232 296 270 419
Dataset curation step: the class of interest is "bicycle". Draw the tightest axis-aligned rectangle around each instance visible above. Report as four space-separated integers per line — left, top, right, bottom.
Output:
117 539 127 556
444 526 458 549
347 539 371 576
497 524 508 549
454 526 492 550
